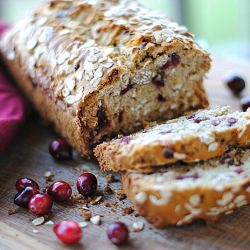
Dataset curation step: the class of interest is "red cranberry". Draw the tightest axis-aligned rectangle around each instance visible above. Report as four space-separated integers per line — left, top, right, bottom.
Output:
109 69 119 82
14 186 39 208
161 53 180 70
211 119 222 126
187 114 202 123
118 136 130 144
53 220 82 244
28 193 53 215
152 73 165 87
76 173 97 197
175 173 199 180
107 222 129 245
227 117 237 126
240 96 250 112
48 181 72 201
159 130 172 135
224 74 245 95
97 106 108 129
15 177 39 192
49 139 72 160
234 168 244 174
170 53 180 67
157 94 166 102
163 147 173 158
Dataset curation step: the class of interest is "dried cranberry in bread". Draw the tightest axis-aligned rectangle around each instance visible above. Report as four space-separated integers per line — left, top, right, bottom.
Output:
121 146 250 228
95 106 250 172
0 0 210 157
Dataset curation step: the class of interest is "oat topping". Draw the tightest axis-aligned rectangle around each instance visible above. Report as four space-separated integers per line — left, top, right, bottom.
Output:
134 192 147 204
45 220 54 225
32 216 45 226
78 221 88 228
132 221 144 232
90 215 101 225
0 0 208 108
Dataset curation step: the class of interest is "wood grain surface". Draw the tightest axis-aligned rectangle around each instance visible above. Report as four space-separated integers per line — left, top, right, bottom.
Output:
0 56 250 250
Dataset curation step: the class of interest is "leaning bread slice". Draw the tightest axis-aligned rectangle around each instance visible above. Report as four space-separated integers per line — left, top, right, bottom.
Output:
121 146 250 228
95 106 250 172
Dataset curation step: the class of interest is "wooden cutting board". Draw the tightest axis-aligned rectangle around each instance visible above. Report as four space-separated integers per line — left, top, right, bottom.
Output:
0 56 250 250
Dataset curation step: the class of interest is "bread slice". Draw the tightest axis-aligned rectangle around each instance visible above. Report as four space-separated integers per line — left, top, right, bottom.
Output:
95 106 250 172
0 0 210 158
121 146 250 228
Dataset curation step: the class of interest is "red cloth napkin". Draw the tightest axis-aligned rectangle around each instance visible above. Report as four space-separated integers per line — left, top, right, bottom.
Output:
0 22 29 153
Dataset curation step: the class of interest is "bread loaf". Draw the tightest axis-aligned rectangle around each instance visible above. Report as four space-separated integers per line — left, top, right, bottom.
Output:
0 0 210 157
95 106 250 172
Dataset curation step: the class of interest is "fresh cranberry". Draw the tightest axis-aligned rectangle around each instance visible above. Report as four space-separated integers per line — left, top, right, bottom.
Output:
53 220 82 244
224 74 245 95
211 119 222 126
15 177 39 192
14 186 39 208
240 96 250 112
48 181 72 201
49 139 72 160
227 117 237 126
107 222 129 245
28 193 53 215
76 173 97 197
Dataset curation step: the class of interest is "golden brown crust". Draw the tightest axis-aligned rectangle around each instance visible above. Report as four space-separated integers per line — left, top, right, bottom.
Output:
0 0 210 157
121 147 250 228
95 107 250 172
0 53 90 155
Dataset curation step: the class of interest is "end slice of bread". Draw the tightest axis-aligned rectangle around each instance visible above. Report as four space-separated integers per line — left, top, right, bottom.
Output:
121 146 250 228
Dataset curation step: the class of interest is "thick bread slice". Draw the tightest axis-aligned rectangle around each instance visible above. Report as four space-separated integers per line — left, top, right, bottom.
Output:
0 0 210 158
95 107 250 172
121 146 250 228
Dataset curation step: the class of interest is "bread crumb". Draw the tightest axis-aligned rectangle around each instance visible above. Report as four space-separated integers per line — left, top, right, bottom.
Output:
106 174 116 183
104 184 114 194
81 210 92 221
44 171 54 181
8 208 17 215
115 188 126 200
104 201 111 207
122 206 134 215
